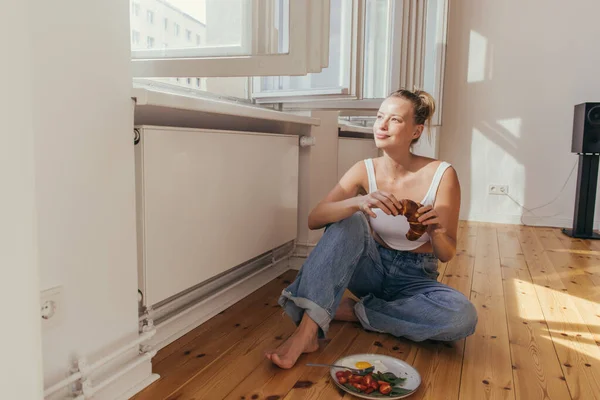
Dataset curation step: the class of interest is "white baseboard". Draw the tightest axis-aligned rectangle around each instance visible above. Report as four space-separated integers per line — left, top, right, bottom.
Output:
147 258 292 352
465 213 600 229
293 242 317 258
288 256 305 270
90 359 155 400
117 373 160 400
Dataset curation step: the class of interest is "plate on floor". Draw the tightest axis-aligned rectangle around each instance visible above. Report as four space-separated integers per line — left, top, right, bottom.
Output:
329 354 420 399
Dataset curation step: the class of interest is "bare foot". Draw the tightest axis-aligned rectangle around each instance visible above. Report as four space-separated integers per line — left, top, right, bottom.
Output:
265 331 319 369
265 313 320 369
334 298 358 322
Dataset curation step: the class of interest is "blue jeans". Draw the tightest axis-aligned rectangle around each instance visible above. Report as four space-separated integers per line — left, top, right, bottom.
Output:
278 212 477 342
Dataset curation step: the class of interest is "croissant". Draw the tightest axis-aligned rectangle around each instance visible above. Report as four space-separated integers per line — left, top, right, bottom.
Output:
397 199 428 241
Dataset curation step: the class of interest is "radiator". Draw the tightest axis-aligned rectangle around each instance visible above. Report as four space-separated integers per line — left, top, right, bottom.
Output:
134 126 299 307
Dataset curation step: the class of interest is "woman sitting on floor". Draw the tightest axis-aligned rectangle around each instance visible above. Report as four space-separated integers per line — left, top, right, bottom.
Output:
265 88 478 369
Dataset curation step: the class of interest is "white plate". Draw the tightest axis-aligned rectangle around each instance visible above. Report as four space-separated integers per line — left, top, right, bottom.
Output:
329 354 421 399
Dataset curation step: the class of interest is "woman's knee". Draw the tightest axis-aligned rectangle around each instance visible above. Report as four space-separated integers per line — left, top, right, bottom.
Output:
325 212 369 243
445 296 478 340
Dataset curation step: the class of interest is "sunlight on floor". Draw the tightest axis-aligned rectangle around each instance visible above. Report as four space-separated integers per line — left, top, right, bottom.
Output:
540 334 600 363
548 248 600 256
512 277 600 363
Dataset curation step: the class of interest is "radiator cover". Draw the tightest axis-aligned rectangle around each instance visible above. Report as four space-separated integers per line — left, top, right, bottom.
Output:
135 126 299 307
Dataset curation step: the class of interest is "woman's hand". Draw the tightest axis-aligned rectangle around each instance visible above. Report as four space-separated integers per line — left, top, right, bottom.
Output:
417 205 446 237
358 191 401 218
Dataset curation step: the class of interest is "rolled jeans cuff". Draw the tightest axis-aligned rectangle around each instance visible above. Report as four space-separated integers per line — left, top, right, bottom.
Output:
278 289 332 338
354 296 386 333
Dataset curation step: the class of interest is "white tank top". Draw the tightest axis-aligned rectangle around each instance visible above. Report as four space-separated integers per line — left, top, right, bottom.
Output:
364 158 451 251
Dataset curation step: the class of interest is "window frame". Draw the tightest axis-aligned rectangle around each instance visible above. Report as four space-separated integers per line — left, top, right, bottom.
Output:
250 0 449 127
131 0 330 78
251 0 353 101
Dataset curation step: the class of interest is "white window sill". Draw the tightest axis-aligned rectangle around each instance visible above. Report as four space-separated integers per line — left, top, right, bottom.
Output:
252 87 350 103
132 87 320 135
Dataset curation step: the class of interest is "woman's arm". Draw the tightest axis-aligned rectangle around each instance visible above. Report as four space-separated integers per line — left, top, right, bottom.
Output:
308 161 401 230
308 162 365 230
418 167 461 262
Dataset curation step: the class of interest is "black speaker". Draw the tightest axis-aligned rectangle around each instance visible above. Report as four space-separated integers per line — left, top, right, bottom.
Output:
571 102 600 153
563 102 600 239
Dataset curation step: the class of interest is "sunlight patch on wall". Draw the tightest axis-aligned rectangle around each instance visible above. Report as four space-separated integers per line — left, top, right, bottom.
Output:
467 30 487 83
496 117 522 139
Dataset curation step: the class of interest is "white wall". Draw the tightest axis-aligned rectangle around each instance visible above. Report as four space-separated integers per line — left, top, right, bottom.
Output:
440 0 600 227
31 0 147 397
297 111 340 247
0 0 44 398
337 137 379 180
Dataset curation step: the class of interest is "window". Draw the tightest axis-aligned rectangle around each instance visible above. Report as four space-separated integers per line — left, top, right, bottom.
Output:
132 2 140 17
147 10 154 24
164 17 168 30
131 0 330 78
363 0 392 99
132 30 140 46
147 36 155 48
254 0 351 97
129 0 448 124
251 0 449 125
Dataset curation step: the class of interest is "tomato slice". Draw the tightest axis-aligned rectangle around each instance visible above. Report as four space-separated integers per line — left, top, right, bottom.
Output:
379 383 392 395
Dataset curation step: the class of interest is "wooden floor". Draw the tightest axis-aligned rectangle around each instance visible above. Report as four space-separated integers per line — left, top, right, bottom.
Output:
132 222 600 400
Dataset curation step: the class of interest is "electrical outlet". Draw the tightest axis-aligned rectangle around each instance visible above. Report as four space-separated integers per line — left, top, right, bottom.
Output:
489 184 509 195
40 286 63 329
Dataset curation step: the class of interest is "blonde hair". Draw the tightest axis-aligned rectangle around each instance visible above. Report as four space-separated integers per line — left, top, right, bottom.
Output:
388 88 436 144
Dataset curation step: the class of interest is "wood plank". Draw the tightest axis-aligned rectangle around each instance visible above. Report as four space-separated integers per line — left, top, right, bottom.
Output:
132 222 600 400
518 226 600 400
154 290 281 377
282 324 364 400
167 311 298 400
497 225 525 259
459 226 515 400
501 255 572 400
221 321 347 400
534 228 565 252
436 220 467 279
550 228 600 287
551 229 593 252
457 220 478 254
411 227 477 400
132 273 294 399
539 232 600 349
152 270 296 367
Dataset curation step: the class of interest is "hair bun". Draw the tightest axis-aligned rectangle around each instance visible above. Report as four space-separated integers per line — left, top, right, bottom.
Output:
413 89 436 121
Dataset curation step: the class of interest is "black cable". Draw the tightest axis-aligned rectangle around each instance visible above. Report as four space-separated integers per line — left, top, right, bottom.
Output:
504 160 578 226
